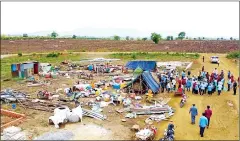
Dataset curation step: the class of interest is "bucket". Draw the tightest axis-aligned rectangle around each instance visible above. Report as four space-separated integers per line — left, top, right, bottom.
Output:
12 103 16 109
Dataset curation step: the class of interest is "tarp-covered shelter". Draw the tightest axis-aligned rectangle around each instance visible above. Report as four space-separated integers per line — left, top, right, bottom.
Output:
125 61 156 71
11 61 39 79
125 71 160 94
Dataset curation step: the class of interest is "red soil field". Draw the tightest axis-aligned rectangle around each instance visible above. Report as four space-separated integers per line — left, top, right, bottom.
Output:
1 39 238 54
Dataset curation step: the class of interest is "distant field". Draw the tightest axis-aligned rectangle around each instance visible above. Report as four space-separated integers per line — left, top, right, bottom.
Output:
1 39 238 54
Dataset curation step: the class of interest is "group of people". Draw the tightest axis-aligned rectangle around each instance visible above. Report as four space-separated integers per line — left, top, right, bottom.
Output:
189 104 212 137
157 67 238 96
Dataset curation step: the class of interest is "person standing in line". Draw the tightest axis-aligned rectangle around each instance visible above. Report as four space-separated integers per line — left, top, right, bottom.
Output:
202 56 204 62
217 82 222 96
227 71 231 79
192 81 196 94
233 81 237 95
199 113 208 137
167 82 171 93
207 83 212 95
205 106 212 128
200 82 205 95
227 78 231 91
202 66 204 72
186 79 192 91
189 104 198 124
217 60 220 67
188 70 191 77
172 78 176 91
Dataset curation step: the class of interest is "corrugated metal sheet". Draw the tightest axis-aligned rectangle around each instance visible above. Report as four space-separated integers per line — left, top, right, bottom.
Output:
23 63 34 69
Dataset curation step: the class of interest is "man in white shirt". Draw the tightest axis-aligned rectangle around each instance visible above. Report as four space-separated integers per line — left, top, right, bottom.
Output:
172 79 176 90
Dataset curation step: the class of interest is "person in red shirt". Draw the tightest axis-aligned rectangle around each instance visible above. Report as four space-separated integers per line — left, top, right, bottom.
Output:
231 75 234 83
192 81 196 94
178 79 182 88
204 105 212 128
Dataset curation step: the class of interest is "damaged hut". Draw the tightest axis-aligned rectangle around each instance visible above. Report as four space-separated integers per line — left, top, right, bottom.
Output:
11 61 39 79
125 69 160 94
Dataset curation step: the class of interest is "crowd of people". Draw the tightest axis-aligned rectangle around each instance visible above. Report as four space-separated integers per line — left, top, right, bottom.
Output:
159 64 238 138
158 67 239 96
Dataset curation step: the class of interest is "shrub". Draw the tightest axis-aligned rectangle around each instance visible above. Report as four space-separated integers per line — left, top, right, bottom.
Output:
46 52 60 58
131 54 137 60
18 52 22 57
226 51 240 59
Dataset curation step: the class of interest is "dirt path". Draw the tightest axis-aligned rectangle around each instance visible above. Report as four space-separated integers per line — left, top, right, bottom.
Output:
155 53 239 140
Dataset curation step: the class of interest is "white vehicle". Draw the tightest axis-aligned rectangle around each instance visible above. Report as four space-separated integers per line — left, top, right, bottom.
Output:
210 56 219 63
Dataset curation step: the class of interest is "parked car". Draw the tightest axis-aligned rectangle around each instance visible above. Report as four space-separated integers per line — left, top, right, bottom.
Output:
210 56 219 63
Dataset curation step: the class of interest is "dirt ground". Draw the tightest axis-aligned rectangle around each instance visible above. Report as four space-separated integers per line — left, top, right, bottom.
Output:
1 39 238 54
0 53 239 140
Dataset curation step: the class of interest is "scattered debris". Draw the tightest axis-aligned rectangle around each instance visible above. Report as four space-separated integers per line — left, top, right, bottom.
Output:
136 128 154 140
1 126 27 140
131 124 140 132
125 113 137 118
121 119 127 122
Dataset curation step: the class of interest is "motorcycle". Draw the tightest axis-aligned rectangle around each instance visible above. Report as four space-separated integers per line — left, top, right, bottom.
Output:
180 93 187 108
160 128 175 141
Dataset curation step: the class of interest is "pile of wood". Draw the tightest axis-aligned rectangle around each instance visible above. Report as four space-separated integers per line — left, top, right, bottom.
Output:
130 105 173 115
19 99 67 112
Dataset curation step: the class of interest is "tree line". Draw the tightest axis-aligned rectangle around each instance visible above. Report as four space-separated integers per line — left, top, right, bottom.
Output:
1 31 237 43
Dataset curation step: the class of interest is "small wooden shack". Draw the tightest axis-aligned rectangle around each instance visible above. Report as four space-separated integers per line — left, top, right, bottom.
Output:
11 61 40 79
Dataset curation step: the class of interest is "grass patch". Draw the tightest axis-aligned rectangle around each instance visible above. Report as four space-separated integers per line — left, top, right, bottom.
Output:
46 52 60 58
1 54 83 80
109 52 200 61
226 51 240 59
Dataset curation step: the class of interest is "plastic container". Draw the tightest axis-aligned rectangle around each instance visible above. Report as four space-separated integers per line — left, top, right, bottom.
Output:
113 83 120 90
12 103 16 109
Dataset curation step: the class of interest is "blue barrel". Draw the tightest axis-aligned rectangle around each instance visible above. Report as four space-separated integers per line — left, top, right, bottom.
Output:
12 103 16 109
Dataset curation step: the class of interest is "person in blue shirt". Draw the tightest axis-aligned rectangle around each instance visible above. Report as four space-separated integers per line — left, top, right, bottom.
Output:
182 71 186 79
186 79 192 91
189 104 198 124
207 83 212 95
228 70 231 79
199 113 208 137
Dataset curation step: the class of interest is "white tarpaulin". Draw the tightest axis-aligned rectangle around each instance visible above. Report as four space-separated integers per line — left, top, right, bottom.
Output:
157 61 192 69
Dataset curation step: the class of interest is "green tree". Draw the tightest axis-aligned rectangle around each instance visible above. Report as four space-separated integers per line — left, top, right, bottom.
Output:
126 36 130 40
166 36 173 40
142 37 147 41
221 37 223 40
51 31 58 38
230 37 233 40
178 32 186 40
23 33 28 37
151 33 162 44
72 35 77 39
114 35 120 40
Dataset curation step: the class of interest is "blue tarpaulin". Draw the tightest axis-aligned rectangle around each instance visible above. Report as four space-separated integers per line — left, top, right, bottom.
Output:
125 61 156 71
125 71 160 94
142 71 160 93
